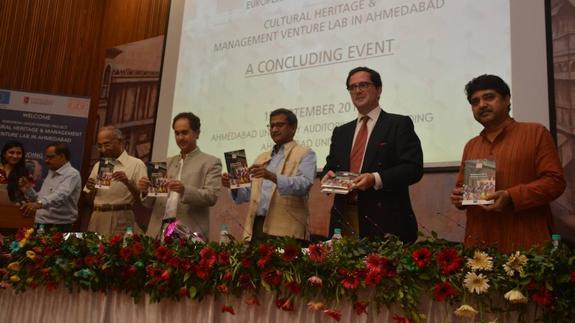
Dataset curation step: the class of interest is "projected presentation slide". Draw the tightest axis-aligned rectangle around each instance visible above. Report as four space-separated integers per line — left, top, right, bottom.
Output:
164 0 513 167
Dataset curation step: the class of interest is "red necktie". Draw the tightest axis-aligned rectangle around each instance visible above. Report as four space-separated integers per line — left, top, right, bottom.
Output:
350 116 368 173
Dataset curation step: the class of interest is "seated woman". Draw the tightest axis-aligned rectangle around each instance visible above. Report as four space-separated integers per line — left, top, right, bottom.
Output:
0 141 29 204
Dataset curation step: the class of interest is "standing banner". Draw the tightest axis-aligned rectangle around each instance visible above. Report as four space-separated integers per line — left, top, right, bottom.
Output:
0 89 89 194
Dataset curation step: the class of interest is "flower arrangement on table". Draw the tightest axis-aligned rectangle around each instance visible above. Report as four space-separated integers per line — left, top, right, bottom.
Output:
1 229 574 322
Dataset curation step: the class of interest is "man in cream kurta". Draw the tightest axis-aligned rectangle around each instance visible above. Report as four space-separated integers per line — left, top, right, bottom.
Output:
85 127 147 237
222 109 316 241
138 112 222 239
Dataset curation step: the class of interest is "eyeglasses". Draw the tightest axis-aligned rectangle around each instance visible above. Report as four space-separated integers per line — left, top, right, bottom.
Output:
267 122 288 129
347 82 373 92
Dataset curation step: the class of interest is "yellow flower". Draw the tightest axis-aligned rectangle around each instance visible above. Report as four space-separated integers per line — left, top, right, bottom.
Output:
504 289 528 304
454 304 478 317
9 275 21 282
18 239 27 248
26 250 36 260
26 277 33 285
25 228 34 239
466 250 493 271
7 262 21 272
464 272 490 294
503 252 528 277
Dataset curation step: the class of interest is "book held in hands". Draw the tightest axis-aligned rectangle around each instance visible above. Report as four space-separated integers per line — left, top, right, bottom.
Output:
95 158 114 189
321 171 359 195
462 159 496 205
147 162 168 197
224 149 250 189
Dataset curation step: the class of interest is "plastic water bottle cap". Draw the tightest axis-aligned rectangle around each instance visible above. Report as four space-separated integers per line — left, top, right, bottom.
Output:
334 228 342 234
221 224 229 231
551 234 561 241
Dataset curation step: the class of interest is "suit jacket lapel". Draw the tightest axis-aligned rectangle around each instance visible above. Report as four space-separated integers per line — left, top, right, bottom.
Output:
362 111 388 173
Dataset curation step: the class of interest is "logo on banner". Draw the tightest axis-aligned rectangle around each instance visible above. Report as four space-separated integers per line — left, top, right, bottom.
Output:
67 99 88 113
23 96 30 104
0 91 10 104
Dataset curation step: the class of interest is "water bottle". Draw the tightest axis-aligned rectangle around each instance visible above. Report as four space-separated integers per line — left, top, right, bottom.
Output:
123 226 134 247
331 228 343 240
220 224 230 243
325 228 342 248
551 233 561 252
37 224 45 236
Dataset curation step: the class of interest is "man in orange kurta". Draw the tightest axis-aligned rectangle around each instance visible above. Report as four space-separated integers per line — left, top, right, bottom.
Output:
451 75 565 253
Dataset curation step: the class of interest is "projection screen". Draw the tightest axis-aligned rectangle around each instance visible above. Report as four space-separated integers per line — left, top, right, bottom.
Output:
154 0 550 168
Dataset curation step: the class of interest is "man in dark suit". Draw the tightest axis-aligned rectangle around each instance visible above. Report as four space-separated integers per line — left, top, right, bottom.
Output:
322 67 423 243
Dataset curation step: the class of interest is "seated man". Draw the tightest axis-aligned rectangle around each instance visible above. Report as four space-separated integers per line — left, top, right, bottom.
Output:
222 108 316 241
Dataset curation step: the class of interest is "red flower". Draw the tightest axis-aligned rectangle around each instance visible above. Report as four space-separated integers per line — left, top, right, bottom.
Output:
109 235 122 247
131 242 144 256
257 256 270 269
353 301 368 315
222 271 233 281
168 257 180 269
432 282 457 301
282 244 299 262
365 269 383 286
276 298 294 311
119 247 132 261
127 265 137 275
194 264 210 280
160 270 171 281
341 275 360 289
239 274 253 290
216 284 229 294
308 243 327 263
526 279 538 290
411 247 432 268
98 243 105 255
221 305 235 315
179 287 188 297
262 269 282 286
240 258 252 268
218 251 230 266
199 246 217 268
365 254 397 278
258 243 275 257
178 259 191 271
154 246 173 262
245 296 260 306
436 248 463 275
84 256 99 267
285 281 301 294
570 272 575 286
532 287 553 306
324 308 342 321
392 314 413 323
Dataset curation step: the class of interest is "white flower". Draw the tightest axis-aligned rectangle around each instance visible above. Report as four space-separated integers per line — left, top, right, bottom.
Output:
464 272 490 294
466 250 493 271
454 304 478 317
504 289 528 304
503 251 528 277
